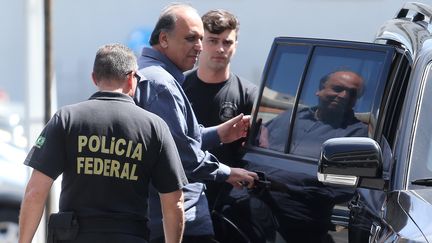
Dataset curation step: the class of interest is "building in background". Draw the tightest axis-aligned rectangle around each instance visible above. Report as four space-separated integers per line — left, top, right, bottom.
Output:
51 0 432 107
3 0 432 116
1 1 432 242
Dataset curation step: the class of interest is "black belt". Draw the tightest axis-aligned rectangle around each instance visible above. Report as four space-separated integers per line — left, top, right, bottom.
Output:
78 215 149 239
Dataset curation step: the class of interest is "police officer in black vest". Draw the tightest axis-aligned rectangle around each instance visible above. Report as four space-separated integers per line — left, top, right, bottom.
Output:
18 43 188 243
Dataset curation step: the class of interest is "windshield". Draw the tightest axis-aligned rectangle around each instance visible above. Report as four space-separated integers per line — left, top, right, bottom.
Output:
409 62 432 184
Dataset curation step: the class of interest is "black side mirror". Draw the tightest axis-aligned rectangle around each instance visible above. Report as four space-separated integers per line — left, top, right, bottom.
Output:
317 137 383 188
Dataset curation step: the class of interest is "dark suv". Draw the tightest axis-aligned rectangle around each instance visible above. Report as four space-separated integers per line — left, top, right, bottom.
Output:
213 2 432 243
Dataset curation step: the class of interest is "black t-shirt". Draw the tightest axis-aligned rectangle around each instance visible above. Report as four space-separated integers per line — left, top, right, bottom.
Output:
24 91 187 219
183 70 257 166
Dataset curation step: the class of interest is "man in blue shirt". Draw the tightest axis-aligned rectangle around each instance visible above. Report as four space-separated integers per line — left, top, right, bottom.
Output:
256 70 368 242
134 3 258 243
259 70 367 156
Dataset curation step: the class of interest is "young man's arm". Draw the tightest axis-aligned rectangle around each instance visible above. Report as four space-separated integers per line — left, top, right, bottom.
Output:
159 190 185 243
19 169 54 243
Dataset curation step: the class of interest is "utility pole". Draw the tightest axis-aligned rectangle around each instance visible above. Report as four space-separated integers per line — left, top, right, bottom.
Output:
44 0 52 123
44 0 53 235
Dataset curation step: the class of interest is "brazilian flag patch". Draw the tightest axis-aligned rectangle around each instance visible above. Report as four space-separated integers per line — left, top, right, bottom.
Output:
35 136 46 148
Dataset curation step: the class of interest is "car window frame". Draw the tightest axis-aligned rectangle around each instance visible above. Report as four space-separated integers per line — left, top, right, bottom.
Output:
247 37 397 163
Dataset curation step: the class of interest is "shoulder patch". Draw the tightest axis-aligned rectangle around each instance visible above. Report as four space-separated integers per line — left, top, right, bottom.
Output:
35 136 46 148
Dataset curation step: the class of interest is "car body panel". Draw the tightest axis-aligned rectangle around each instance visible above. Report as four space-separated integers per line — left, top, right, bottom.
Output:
213 2 432 243
396 190 432 241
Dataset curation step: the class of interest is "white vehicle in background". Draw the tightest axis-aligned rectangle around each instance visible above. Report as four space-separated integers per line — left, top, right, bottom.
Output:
0 106 29 243
0 142 27 243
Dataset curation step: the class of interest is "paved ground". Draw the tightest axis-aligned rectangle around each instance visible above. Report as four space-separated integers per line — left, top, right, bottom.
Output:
271 228 348 242
330 227 348 243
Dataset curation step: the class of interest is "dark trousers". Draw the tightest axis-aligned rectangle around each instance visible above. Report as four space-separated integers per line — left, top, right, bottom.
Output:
278 228 335 243
56 232 148 243
151 235 219 243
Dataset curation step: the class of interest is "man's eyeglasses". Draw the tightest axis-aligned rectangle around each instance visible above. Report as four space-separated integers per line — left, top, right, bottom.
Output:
126 71 141 82
134 72 141 82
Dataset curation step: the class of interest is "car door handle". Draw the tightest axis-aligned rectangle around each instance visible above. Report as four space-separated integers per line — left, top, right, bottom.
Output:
369 222 381 243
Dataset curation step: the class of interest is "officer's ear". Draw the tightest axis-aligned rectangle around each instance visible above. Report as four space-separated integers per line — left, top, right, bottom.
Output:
91 72 98 86
125 72 134 92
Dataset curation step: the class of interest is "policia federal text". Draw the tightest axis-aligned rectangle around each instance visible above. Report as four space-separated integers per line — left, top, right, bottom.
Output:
76 135 143 181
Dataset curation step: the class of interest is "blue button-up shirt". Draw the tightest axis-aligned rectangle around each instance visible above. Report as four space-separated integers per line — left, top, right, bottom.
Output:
135 47 231 238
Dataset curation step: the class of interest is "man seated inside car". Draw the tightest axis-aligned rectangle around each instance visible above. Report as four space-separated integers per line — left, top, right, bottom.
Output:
249 69 369 242
258 69 368 156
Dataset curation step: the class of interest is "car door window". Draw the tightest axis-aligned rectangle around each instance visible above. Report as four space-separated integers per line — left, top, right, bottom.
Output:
254 44 311 151
253 39 394 159
289 47 386 157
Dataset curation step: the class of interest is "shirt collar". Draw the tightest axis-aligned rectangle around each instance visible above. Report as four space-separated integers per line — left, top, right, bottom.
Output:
306 106 359 127
141 47 185 84
298 107 317 120
89 91 135 104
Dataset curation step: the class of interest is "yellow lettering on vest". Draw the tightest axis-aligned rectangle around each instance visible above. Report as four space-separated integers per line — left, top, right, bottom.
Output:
120 163 130 179
84 157 93 174
129 164 138 181
100 136 109 154
126 140 133 157
103 159 111 176
110 137 116 154
78 136 87 152
110 160 120 178
93 157 103 175
88 135 100 152
115 139 126 156
131 143 142 161
77 157 84 174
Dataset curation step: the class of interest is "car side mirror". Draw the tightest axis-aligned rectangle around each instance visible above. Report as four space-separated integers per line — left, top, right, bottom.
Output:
317 137 384 189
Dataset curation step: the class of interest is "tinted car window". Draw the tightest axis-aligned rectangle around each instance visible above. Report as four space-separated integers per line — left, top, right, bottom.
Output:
254 42 391 158
290 47 386 157
255 45 310 125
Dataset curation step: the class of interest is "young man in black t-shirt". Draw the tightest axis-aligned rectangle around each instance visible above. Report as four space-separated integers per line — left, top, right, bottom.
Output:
183 9 257 210
19 44 188 243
